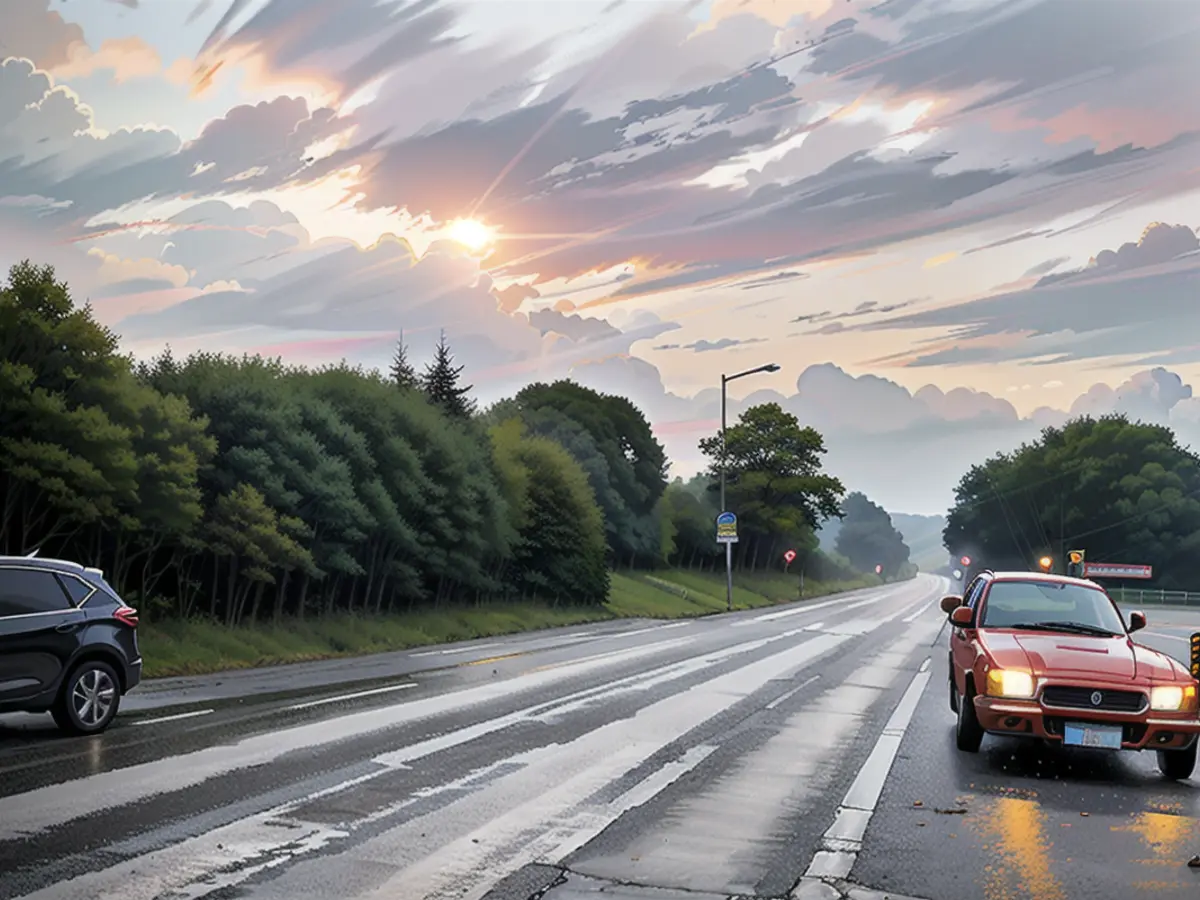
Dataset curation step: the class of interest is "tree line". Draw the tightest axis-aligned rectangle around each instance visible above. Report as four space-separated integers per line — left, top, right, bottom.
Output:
1 261 907 626
943 415 1200 589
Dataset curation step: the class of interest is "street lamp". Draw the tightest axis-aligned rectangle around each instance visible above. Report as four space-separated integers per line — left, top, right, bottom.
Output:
720 362 781 612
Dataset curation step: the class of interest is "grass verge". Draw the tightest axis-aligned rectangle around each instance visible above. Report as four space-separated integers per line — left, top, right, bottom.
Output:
139 569 885 678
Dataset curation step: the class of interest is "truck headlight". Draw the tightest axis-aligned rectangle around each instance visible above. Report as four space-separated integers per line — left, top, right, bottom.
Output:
986 668 1035 699
1150 684 1197 711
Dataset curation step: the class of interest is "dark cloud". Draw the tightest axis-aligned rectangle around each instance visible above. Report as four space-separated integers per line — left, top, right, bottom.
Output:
849 0 1200 113
200 0 457 98
730 270 807 290
0 58 347 222
861 223 1200 367
793 298 921 333
1022 256 1070 278
1 0 86 70
965 229 1054 256
93 277 176 298
527 308 621 344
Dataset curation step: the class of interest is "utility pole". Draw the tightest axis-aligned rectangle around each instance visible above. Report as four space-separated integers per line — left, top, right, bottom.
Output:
718 363 780 613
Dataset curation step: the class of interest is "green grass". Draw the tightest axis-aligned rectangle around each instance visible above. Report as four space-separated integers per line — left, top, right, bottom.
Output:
138 568 884 678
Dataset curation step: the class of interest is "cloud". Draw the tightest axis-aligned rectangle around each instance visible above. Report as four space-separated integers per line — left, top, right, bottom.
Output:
860 222 1200 367
615 362 1200 515
3 0 87 71
86 247 190 292
197 0 459 100
0 56 349 223
51 36 161 83
654 337 768 353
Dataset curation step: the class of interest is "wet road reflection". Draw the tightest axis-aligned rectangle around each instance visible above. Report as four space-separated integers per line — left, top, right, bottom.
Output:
854 611 1200 900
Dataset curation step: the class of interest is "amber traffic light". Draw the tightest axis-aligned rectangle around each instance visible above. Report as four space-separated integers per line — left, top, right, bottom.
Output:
1038 556 1052 571
1068 550 1084 564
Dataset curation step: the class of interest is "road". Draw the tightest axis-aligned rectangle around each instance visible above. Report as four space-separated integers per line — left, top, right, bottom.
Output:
1 575 1198 900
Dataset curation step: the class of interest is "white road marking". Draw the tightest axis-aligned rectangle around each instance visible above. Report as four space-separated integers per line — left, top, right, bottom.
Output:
129 709 214 726
902 598 937 623
0 632 706 842
358 632 858 900
1142 630 1189 642
411 643 504 658
805 658 932 882
285 683 417 711
21 632 856 900
766 675 821 710
735 594 879 626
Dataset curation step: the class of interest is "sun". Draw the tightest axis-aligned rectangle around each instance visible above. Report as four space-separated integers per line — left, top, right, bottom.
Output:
446 218 495 251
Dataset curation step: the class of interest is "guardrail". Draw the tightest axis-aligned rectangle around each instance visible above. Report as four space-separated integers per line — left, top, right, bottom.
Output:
1110 588 1200 608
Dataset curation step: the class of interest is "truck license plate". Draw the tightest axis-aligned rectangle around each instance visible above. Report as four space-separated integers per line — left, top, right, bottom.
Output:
1063 722 1123 749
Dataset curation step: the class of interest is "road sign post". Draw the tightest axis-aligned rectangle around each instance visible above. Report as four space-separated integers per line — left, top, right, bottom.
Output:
1081 562 1152 580
715 512 738 613
783 548 796 572
1191 633 1200 679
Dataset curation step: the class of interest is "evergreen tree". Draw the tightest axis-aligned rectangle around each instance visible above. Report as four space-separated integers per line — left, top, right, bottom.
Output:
388 330 418 390
420 329 475 418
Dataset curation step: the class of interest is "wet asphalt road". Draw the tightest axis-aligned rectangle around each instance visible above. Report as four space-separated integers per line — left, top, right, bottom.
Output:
1 579 1198 900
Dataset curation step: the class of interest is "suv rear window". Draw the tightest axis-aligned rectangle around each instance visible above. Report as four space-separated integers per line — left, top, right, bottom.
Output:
0 568 73 617
57 574 95 606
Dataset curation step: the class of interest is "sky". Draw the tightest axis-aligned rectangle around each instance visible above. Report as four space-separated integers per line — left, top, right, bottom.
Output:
2 0 1199 516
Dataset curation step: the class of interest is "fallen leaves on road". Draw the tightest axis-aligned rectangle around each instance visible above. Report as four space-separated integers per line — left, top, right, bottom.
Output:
935 807 968 815
1187 855 1200 869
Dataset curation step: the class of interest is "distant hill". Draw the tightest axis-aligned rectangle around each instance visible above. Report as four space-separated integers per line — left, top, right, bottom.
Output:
891 513 948 572
820 510 948 572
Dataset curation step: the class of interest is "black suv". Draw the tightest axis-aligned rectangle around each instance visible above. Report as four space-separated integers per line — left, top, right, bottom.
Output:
0 555 142 734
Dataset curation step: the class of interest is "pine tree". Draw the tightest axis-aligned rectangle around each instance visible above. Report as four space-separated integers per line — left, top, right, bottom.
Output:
388 330 418 390
420 329 476 418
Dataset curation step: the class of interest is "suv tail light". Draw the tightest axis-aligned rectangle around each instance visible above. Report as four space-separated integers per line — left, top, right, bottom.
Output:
113 606 139 628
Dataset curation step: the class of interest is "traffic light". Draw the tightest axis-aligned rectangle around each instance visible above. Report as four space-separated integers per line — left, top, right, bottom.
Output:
960 555 971 567
1038 556 1052 571
1067 549 1085 577
1191 633 1200 679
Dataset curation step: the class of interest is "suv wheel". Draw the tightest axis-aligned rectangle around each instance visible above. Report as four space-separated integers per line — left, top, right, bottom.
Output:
53 660 121 735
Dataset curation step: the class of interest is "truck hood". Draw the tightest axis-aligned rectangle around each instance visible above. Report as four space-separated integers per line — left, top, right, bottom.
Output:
980 631 1183 682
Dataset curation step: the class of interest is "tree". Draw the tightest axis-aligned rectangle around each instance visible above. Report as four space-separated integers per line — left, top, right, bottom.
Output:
944 415 1200 588
506 380 669 566
699 402 844 570
490 418 609 604
388 330 419 390
835 492 911 578
421 330 475 418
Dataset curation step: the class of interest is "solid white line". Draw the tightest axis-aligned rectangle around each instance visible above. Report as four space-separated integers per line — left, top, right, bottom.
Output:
1142 631 1189 642
805 658 932 882
286 683 417 711
411 642 504 658
130 709 214 727
902 598 936 623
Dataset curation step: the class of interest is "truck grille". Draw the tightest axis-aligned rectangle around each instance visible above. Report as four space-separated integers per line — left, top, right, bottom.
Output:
1041 685 1146 713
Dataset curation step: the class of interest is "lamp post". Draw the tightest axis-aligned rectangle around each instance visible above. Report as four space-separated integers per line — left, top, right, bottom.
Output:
720 362 781 612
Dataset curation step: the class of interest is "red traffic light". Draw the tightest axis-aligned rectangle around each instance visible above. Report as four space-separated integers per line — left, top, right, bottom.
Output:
960 555 971 566
783 549 796 563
